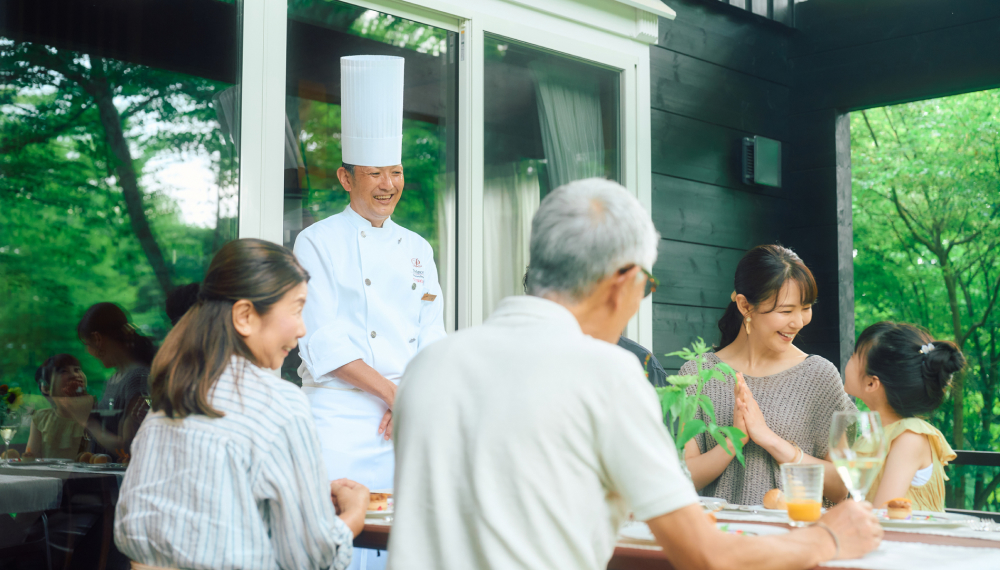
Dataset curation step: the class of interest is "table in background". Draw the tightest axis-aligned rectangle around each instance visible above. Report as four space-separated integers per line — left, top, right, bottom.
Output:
0 464 125 569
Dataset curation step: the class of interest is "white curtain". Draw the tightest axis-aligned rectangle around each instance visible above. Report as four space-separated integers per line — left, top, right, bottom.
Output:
436 172 457 332
483 163 542 317
529 61 606 189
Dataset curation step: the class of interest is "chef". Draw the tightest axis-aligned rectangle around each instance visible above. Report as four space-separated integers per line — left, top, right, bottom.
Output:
293 55 446 570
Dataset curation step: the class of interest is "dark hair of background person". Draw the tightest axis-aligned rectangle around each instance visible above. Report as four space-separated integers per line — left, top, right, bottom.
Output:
717 244 819 350
35 353 82 397
77 303 158 367
151 238 310 419
854 321 966 418
166 282 201 326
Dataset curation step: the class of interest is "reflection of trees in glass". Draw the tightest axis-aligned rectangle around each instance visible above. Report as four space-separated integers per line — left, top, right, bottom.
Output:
852 89 1000 511
0 38 235 403
287 2 451 254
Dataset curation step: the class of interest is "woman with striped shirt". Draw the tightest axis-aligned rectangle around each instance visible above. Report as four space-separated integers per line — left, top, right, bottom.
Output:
115 239 369 570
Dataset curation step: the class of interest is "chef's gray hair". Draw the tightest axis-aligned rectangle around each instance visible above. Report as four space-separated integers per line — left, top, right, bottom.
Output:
525 178 659 301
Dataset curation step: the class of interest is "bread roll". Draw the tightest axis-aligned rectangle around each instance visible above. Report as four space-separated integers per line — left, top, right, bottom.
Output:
763 488 787 510
886 498 912 520
369 492 392 511
77 451 93 463
91 454 111 464
1 448 19 460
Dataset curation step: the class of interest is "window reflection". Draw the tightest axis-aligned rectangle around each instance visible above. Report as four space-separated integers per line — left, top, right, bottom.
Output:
483 35 620 315
0 0 240 452
282 1 458 382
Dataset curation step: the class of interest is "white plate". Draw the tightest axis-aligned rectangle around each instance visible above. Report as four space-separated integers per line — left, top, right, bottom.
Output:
699 496 729 511
619 521 789 542
738 505 790 515
877 509 975 528
716 522 790 536
366 508 393 517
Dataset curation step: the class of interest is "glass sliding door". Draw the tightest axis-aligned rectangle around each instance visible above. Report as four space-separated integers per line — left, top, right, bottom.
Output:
281 0 459 382
0 0 242 437
482 34 621 316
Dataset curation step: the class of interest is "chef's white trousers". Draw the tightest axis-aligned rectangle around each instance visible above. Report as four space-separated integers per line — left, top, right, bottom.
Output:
304 386 394 570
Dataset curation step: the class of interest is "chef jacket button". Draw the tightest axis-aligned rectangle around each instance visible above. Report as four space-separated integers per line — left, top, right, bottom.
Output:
411 283 416 290
361 231 366 237
365 279 371 286
371 331 377 338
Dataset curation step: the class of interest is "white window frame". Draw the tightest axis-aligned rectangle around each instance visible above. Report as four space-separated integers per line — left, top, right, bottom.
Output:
238 0 660 349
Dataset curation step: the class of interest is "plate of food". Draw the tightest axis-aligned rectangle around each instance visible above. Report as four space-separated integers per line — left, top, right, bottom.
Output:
367 491 393 516
876 499 975 528
3 457 73 466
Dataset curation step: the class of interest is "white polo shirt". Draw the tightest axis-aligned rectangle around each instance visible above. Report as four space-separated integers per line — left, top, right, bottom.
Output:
388 295 698 570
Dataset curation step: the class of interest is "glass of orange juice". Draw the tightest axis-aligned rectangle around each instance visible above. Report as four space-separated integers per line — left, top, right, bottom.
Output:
780 463 824 527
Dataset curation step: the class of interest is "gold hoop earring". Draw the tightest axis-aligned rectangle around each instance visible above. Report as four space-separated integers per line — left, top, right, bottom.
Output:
745 316 752 335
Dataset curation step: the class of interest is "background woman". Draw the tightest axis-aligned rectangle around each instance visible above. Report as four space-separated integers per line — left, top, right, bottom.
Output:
846 322 964 511
25 354 91 459
115 238 368 569
76 302 156 461
683 244 854 506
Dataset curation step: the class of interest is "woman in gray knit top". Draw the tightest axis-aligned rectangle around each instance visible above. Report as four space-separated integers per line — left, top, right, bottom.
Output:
683 245 855 507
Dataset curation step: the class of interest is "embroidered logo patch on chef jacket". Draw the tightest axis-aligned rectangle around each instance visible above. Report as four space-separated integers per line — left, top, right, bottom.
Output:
412 258 424 284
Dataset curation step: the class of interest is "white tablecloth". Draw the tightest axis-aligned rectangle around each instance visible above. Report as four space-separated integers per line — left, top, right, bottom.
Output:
824 540 1000 570
0 474 62 513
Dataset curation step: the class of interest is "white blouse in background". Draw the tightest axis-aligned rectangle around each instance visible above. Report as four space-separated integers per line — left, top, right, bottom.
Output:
115 357 353 570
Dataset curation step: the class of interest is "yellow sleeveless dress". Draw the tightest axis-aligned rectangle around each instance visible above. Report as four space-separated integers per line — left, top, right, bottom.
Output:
866 418 956 512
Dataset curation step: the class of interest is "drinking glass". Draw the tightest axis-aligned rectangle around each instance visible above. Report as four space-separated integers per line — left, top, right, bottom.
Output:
781 463 824 526
829 411 887 502
1 411 22 465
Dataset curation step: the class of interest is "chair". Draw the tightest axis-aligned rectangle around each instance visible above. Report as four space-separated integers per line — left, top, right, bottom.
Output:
946 450 1000 522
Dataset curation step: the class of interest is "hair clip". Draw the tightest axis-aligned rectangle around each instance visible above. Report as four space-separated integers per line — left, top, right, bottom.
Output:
920 343 935 355
731 291 738 303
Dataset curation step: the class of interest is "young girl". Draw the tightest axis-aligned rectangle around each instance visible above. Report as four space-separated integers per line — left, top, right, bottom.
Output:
114 238 369 569
845 321 965 512
25 354 92 459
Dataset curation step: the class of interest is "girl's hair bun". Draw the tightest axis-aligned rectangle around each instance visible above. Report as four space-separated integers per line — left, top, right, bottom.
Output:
920 340 966 393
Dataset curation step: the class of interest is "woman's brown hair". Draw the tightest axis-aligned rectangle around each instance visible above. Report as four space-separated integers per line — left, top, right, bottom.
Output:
150 239 309 419
717 244 818 349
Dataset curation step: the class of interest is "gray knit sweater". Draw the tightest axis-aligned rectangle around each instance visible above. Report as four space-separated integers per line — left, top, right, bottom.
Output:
681 353 856 506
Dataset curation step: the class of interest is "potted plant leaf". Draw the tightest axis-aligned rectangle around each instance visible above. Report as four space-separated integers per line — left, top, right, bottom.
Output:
654 338 746 479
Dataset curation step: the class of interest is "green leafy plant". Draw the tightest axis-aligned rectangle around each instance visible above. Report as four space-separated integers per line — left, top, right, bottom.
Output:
655 338 746 467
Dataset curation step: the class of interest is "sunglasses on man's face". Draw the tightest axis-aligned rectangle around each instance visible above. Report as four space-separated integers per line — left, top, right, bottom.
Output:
618 265 659 298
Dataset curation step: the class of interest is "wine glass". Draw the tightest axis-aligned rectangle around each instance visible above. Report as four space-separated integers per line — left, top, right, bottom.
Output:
1 410 22 465
829 411 887 502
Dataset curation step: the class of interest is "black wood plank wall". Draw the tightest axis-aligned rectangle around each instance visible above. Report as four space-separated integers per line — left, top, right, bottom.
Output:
785 0 1000 369
650 0 798 372
652 0 1000 373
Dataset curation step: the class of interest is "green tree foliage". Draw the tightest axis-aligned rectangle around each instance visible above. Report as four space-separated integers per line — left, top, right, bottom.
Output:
852 89 1000 510
0 38 236 421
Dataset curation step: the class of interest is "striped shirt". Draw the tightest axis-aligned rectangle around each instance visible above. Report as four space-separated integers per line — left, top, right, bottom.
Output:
115 357 353 569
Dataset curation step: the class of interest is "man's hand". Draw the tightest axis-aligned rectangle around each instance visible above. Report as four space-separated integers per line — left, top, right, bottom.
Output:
378 409 393 440
817 500 883 560
330 478 370 537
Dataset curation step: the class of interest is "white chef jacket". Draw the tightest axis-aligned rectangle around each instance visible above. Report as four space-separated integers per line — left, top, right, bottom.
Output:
293 205 447 495
294 205 447 388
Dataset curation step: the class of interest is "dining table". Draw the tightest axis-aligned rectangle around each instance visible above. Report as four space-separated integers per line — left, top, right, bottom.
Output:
352 502 1000 570
0 461 127 569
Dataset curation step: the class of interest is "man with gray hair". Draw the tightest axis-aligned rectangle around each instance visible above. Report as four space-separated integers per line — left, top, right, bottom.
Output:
387 179 881 570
